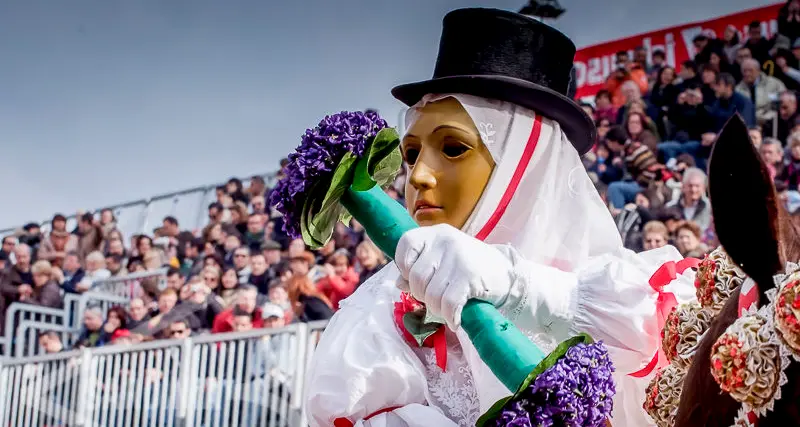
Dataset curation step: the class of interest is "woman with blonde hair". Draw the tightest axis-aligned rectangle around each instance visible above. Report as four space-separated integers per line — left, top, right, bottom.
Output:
23 260 63 308
285 275 334 322
642 220 670 251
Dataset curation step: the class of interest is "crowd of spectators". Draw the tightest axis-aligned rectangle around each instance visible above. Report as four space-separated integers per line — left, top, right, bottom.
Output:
581 6 800 257
8 4 800 357
0 170 396 355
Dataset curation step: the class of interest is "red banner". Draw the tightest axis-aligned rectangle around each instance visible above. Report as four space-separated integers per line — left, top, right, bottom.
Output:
573 3 784 99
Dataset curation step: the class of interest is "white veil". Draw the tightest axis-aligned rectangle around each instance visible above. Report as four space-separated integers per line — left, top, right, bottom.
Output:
404 94 622 272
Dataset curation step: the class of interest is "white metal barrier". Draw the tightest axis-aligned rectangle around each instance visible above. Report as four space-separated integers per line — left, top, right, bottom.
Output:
1 292 131 357
90 268 168 300
0 322 322 427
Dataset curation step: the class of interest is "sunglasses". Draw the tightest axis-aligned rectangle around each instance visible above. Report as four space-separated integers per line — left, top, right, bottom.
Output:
170 329 187 336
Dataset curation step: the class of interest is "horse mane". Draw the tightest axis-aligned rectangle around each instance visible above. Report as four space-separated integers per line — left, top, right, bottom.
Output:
674 116 800 426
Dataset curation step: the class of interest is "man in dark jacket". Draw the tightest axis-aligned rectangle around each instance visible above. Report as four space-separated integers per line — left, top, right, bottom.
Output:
707 73 756 132
0 244 34 336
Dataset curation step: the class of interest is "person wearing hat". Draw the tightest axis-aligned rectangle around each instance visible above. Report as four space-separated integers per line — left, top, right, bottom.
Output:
305 8 695 427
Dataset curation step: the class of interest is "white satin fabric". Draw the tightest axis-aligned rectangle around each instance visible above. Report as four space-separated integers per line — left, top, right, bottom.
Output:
305 95 697 427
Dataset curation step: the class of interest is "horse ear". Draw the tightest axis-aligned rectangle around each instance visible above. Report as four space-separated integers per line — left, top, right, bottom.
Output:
708 114 783 289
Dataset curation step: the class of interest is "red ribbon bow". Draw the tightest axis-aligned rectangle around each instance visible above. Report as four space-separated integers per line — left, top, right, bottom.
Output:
629 257 700 378
393 292 447 372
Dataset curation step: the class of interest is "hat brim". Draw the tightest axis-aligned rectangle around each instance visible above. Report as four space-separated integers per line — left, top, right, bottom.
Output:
391 75 595 155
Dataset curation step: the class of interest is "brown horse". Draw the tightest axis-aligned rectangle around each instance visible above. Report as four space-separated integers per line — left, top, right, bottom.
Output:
674 115 800 426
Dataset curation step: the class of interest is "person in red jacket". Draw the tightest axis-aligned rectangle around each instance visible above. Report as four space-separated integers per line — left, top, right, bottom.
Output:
211 285 264 333
315 250 359 310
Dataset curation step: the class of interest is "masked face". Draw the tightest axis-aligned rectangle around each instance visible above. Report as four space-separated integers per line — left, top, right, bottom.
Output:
402 98 495 229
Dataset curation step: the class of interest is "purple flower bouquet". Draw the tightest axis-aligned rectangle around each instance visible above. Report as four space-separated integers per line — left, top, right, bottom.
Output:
270 111 615 427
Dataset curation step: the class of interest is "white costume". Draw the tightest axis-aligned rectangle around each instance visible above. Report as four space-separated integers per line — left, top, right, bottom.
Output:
305 94 697 426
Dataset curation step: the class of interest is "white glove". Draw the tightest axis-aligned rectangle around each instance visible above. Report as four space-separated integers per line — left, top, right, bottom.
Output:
395 224 514 329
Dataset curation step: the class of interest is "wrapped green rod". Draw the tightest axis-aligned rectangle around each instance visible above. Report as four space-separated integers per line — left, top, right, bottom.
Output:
341 184 545 392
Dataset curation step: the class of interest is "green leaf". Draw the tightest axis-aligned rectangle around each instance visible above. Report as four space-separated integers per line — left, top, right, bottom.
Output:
352 128 401 191
475 333 595 426
403 312 441 347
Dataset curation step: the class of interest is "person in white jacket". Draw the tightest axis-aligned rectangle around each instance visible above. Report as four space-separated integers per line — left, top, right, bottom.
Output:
305 8 696 427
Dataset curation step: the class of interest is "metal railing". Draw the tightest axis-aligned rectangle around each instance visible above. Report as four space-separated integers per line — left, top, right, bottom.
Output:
0 172 279 242
0 322 321 427
1 292 131 357
91 268 169 300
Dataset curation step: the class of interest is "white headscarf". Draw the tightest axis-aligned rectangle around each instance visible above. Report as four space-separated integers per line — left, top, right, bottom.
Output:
404 94 622 271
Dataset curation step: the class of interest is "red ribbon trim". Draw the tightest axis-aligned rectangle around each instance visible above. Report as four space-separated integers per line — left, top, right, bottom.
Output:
629 257 700 378
333 406 402 427
475 115 542 241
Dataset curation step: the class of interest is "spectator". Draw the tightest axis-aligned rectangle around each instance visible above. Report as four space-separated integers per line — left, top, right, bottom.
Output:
168 319 192 340
605 50 649 108
37 229 77 269
161 216 180 240
674 220 709 258
678 60 701 91
212 285 264 333
761 137 786 180
226 178 249 204
669 82 712 144
77 251 112 291
736 58 787 125
60 251 88 293
248 175 268 200
229 202 249 236
232 246 252 284
750 127 764 150
642 220 670 251
0 251 8 271
248 253 272 295
76 213 104 263
181 237 205 279
23 260 62 308
267 282 292 323
1 236 16 263
764 91 799 142
219 267 241 307
251 195 267 215
316 250 359 310
286 275 334 322
74 307 104 348
708 72 757 132
0 244 35 329
624 111 659 152
289 251 321 282
605 126 662 209
593 89 616 123
722 25 744 64
155 288 178 316
208 202 224 224
261 303 286 329
38 331 64 354
127 298 151 330
663 167 712 233
244 214 267 252
105 254 126 276
780 132 800 190
165 267 184 291
355 240 387 286
743 20 773 64
98 306 128 346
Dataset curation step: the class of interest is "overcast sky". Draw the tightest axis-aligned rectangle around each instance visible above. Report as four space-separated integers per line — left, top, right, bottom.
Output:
0 0 778 229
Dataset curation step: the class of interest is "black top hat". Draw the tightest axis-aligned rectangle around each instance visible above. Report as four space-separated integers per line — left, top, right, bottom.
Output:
392 8 595 155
